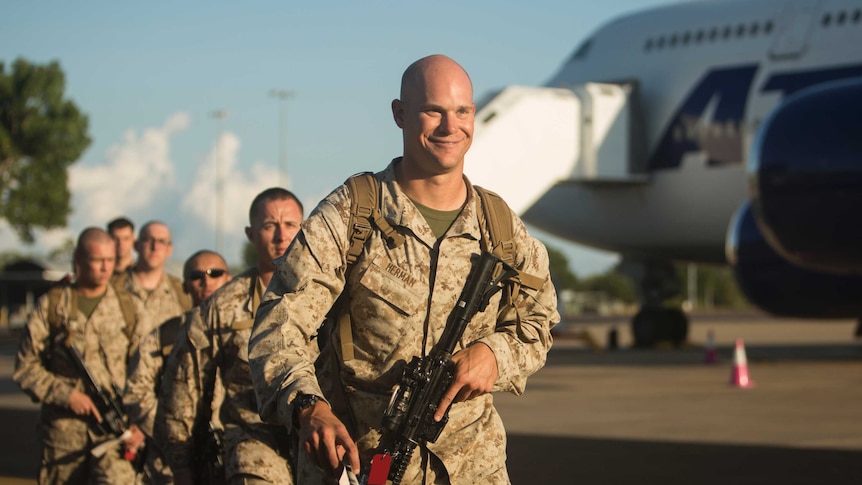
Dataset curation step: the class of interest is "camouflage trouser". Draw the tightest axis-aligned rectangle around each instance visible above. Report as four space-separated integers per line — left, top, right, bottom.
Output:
293 445 453 485
293 445 510 485
38 418 136 485
223 425 293 485
140 440 172 485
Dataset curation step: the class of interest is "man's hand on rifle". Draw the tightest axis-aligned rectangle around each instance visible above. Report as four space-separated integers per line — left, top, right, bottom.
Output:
123 423 146 454
297 401 360 480
69 389 102 422
434 342 499 422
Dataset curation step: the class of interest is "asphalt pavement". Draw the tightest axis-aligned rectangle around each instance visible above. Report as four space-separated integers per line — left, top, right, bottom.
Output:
1 312 860 484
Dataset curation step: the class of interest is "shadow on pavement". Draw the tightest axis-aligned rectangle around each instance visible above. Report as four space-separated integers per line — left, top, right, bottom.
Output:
3 404 861 484
0 407 39 480
507 433 862 485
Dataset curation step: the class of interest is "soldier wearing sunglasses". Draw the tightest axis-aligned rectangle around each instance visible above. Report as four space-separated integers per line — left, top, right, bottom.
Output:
160 188 304 485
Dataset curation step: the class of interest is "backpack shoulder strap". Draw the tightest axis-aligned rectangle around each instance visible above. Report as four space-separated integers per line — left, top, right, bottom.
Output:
46 284 72 332
345 173 405 265
332 173 406 361
110 283 139 341
475 186 544 292
475 186 515 265
168 274 193 312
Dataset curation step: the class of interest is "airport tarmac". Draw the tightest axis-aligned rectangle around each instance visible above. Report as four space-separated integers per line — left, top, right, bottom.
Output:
0 312 860 484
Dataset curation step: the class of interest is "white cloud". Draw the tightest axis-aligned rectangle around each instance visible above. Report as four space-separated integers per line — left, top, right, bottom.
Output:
70 112 190 225
179 131 282 264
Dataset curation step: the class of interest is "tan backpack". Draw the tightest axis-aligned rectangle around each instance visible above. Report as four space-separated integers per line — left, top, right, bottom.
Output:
334 173 543 360
45 281 139 341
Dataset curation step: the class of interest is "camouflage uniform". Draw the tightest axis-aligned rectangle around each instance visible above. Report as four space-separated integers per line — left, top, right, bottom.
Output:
160 268 293 484
14 284 139 484
250 160 559 484
121 271 191 484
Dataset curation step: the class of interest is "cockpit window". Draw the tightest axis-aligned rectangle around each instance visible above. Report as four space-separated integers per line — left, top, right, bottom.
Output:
569 38 592 61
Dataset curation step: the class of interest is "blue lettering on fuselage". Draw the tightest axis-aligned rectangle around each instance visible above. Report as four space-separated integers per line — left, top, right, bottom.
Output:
648 63 862 171
648 64 757 171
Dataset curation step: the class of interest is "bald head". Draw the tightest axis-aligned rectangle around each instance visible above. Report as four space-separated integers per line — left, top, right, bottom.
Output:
392 55 476 183
399 54 473 104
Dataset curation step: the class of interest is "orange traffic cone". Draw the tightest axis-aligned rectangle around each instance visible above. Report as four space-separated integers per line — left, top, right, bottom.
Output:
729 338 754 388
703 329 718 364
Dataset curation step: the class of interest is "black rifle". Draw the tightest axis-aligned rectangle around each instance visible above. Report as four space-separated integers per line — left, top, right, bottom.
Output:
191 361 226 485
360 251 517 485
192 421 226 485
60 337 128 438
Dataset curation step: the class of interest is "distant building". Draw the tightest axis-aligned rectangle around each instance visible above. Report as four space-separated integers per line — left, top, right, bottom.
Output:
0 259 68 331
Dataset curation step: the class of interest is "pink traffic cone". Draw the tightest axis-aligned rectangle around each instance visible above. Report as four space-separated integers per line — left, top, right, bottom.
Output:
729 338 754 388
704 329 718 364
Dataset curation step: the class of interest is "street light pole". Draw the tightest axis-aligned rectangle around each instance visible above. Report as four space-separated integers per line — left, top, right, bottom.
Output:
269 89 294 187
210 109 228 255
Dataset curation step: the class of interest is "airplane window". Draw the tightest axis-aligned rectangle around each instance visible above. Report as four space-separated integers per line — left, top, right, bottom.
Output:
682 31 691 45
709 27 718 41
822 13 832 27
854 10 861 23
723 25 732 39
750 22 759 36
670 33 678 47
764 21 774 34
657 36 665 48
644 38 653 51
695 30 704 42
837 11 847 25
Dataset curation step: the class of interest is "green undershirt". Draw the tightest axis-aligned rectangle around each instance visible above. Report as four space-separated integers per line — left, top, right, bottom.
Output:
412 199 463 240
77 292 106 320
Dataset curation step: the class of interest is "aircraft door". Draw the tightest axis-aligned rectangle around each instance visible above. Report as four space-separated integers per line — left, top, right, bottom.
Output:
769 0 821 60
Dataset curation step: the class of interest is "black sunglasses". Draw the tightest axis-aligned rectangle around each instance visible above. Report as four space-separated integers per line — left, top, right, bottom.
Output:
188 268 227 281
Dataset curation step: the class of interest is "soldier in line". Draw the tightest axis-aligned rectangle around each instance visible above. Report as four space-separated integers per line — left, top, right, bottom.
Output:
180 250 232 308
119 221 193 483
14 227 141 483
129 249 233 484
107 217 136 275
249 55 559 484
160 188 304 485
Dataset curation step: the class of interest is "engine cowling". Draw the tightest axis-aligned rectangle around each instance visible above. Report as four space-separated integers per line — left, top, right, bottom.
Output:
727 201 862 318
749 77 862 273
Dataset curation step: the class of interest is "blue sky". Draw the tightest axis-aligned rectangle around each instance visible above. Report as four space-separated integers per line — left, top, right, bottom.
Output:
1 0 673 275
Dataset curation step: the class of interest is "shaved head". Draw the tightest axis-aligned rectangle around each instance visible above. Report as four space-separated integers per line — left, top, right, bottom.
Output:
400 54 473 104
392 54 476 188
74 227 114 262
74 227 116 291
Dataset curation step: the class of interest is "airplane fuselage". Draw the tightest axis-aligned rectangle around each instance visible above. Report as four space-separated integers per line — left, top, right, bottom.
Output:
469 0 862 264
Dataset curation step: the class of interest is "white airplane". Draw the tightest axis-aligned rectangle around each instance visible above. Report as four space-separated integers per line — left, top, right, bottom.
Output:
465 0 862 346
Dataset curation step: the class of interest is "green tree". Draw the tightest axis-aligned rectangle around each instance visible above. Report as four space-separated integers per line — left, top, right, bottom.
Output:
0 58 90 243
241 241 256 269
580 271 637 304
544 243 579 291
677 263 748 309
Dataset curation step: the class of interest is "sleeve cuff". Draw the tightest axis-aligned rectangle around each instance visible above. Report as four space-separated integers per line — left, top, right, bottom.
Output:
475 333 526 395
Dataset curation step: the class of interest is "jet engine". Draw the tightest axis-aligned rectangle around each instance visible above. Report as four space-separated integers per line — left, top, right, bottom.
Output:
749 77 862 274
727 201 862 318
